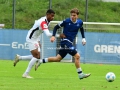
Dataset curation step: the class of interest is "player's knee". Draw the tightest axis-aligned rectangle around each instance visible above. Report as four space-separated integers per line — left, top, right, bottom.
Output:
55 54 62 62
55 58 61 62
33 54 40 59
56 59 61 62
74 53 80 60
34 56 40 59
36 56 40 59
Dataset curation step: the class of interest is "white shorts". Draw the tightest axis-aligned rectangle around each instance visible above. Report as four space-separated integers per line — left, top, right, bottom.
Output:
27 41 40 52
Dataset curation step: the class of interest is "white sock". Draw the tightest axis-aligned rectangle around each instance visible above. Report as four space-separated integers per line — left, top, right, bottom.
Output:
24 57 38 75
40 59 43 63
19 55 33 60
45 58 48 62
77 68 82 74
40 58 48 63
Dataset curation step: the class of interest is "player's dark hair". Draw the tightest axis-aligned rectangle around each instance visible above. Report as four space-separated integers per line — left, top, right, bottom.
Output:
70 8 79 15
46 9 55 14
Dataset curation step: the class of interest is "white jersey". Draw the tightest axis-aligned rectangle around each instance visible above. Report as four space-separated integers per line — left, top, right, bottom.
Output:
26 16 51 42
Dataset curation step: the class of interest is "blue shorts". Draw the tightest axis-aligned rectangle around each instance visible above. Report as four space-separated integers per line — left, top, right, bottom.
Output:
58 40 77 58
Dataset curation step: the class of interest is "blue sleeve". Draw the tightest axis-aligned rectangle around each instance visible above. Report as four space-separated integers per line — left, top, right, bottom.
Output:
80 22 85 38
58 20 66 27
80 27 85 38
52 24 60 36
52 20 65 36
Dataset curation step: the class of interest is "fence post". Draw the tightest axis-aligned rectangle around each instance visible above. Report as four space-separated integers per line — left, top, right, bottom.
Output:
12 0 16 29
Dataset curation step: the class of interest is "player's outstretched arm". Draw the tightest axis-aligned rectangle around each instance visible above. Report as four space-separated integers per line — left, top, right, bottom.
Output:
50 36 56 42
52 24 60 37
43 24 61 38
49 24 60 42
43 30 52 37
43 30 61 38
52 24 66 38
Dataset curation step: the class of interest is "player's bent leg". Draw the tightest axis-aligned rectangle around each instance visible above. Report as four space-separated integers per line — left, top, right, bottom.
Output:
35 54 63 71
35 59 42 71
13 54 20 67
22 57 38 78
48 54 63 62
73 53 81 69
22 48 40 78
73 53 91 79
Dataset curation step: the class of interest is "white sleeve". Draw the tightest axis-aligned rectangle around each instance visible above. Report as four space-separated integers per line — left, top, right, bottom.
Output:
56 34 60 37
43 29 60 37
43 29 52 37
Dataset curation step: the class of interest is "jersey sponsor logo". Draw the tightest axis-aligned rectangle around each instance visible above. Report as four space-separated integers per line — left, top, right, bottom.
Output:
41 21 48 30
43 24 48 28
69 46 75 50
77 24 79 26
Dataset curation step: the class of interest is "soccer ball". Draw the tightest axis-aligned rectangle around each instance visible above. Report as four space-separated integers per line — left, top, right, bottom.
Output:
105 72 116 82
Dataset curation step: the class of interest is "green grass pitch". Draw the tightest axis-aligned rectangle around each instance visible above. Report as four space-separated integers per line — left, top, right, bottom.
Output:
0 60 120 90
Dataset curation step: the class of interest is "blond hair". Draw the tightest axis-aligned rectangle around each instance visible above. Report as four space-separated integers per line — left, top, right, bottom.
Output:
70 8 79 15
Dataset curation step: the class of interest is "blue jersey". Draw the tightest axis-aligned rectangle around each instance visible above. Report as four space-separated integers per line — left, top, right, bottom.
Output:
59 18 84 42
52 18 85 57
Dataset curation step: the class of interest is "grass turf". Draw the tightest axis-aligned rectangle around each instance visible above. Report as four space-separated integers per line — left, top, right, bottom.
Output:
0 60 120 90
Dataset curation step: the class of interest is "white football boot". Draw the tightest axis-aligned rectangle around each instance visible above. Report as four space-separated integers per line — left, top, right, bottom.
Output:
35 61 41 71
79 73 91 79
13 54 20 67
22 74 33 79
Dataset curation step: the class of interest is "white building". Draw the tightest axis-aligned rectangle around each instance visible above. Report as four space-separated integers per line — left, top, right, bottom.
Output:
102 0 120 2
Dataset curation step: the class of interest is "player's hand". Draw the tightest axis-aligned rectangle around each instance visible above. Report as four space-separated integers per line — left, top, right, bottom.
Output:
50 36 56 42
60 33 66 38
82 38 86 46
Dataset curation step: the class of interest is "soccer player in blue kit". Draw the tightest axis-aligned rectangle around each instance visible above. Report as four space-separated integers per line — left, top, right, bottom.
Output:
35 8 91 79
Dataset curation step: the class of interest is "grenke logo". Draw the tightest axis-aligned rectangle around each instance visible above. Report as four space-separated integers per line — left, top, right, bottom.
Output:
94 45 120 53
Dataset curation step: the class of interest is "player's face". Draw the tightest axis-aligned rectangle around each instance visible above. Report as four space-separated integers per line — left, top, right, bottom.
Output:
70 13 78 22
47 13 55 22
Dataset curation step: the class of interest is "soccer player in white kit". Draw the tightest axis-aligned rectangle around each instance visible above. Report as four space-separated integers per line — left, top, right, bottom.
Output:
13 9 59 78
